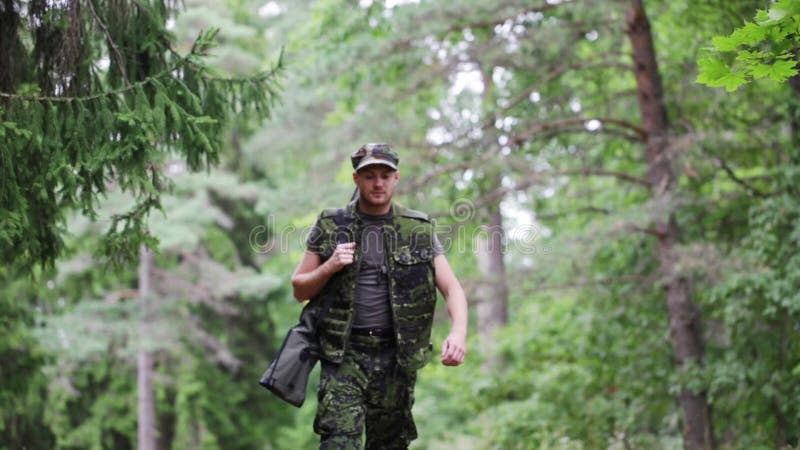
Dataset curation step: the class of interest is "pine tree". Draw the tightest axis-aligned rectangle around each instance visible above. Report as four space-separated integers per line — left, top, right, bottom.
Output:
34 168 288 449
0 0 282 270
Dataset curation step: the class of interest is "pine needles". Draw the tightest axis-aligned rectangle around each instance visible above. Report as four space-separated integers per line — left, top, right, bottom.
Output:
0 1 283 270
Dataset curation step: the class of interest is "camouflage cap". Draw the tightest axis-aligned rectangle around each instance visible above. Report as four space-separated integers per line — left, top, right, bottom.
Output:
351 143 399 171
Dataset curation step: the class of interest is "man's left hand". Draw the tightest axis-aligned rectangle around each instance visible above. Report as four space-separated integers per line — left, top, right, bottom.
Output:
440 332 466 366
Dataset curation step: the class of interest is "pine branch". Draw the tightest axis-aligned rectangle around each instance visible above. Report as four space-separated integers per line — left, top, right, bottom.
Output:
442 0 579 35
0 43 283 103
553 168 651 187
517 275 652 294
406 149 649 202
86 0 130 86
714 156 770 198
498 59 634 118
536 206 612 220
427 162 649 220
400 152 497 192
185 315 242 373
511 116 647 144
623 223 666 237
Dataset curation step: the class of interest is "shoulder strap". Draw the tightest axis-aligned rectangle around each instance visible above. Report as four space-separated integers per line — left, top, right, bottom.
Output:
314 207 354 328
394 203 431 222
331 207 354 244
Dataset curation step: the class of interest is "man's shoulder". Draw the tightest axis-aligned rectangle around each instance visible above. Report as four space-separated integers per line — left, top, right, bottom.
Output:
319 200 359 221
319 208 343 219
394 204 432 223
316 203 432 223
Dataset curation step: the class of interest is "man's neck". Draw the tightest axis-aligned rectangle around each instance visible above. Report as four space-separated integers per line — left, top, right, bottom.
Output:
357 200 392 216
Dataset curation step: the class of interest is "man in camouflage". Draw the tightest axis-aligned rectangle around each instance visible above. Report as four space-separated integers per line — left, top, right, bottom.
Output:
291 143 468 449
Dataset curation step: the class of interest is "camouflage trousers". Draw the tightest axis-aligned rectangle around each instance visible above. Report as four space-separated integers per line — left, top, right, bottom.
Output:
314 333 417 450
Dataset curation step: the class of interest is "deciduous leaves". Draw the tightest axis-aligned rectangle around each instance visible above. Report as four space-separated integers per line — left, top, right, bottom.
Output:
698 0 800 91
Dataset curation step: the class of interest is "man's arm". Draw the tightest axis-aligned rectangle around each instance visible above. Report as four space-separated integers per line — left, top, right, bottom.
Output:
433 254 467 366
291 243 355 301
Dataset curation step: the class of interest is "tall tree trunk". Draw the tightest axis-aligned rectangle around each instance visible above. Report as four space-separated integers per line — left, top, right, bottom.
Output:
473 62 509 370
625 2 714 448
0 0 22 93
137 245 157 450
475 205 509 370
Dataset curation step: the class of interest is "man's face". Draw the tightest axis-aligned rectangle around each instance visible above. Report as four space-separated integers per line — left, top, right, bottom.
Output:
353 165 399 208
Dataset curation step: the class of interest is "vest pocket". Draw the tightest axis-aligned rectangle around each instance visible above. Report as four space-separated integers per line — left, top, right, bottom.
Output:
393 245 433 265
392 246 435 306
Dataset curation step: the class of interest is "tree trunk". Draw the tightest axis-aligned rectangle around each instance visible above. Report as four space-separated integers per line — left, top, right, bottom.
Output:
0 0 22 93
625 1 714 448
472 61 509 370
137 245 157 450
475 205 509 370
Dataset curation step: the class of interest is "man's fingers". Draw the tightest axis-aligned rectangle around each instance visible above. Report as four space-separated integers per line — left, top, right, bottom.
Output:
440 338 466 366
442 354 462 366
442 352 464 366
330 242 357 269
441 338 466 366
446 345 457 359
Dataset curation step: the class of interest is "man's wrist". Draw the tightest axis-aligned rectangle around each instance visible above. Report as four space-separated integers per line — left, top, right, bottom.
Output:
449 327 467 338
319 258 336 276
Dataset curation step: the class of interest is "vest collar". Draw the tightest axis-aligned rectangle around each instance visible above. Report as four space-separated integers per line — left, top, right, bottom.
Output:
345 199 404 220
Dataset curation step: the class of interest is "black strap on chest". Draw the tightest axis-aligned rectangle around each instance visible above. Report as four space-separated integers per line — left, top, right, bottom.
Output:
333 207 353 244
314 207 355 329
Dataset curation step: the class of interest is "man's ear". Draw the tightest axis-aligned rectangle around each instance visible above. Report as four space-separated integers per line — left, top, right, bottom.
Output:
394 170 400 181
352 171 358 183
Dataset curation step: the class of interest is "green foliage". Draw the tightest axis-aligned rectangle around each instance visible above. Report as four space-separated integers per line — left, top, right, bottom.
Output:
0 273 56 449
4 1 800 449
698 0 800 91
702 160 800 444
1 1 291 449
0 1 283 270
44 360 137 450
277 0 800 448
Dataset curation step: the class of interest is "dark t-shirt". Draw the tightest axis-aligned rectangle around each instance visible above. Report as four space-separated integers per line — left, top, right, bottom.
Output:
354 212 393 328
306 210 444 329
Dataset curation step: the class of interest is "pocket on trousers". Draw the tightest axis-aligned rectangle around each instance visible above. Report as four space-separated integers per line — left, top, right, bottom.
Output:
313 364 364 437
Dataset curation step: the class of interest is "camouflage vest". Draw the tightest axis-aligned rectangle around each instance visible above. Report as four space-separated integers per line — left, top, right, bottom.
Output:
311 200 437 370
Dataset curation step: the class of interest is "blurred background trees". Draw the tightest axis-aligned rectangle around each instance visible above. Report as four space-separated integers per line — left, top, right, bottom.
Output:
2 0 799 449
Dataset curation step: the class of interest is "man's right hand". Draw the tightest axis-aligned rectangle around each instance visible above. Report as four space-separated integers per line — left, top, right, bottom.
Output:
325 242 356 272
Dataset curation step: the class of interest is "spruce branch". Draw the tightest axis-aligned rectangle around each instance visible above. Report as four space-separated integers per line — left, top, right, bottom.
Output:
86 0 131 86
0 40 283 103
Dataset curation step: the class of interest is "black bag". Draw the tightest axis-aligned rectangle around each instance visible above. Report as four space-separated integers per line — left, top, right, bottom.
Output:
259 207 352 407
258 302 320 407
